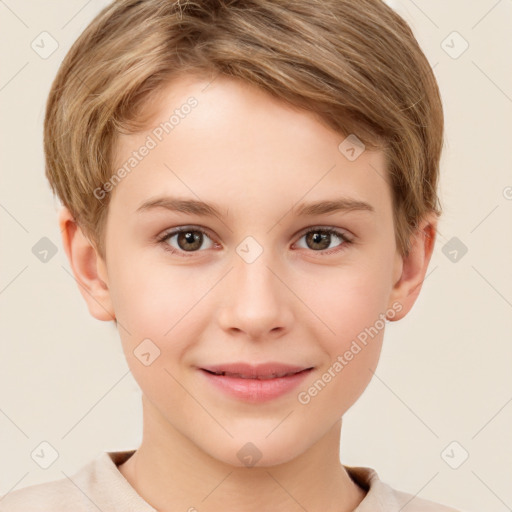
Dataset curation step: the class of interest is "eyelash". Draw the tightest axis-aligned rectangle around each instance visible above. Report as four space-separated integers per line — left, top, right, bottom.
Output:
155 225 354 258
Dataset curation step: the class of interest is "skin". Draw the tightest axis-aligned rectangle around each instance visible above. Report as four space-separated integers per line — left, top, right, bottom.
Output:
59 73 437 512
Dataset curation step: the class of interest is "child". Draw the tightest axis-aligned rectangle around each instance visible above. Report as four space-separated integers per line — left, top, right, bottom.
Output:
1 0 464 510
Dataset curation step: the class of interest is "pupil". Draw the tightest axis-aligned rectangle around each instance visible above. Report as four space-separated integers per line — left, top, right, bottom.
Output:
179 231 201 251
308 231 329 250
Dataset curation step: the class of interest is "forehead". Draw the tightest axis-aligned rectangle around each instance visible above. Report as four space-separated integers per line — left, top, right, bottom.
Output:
109 73 392 222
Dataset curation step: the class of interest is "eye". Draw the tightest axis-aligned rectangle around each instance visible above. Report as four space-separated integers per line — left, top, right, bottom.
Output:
156 226 216 256
156 225 353 258
294 227 353 255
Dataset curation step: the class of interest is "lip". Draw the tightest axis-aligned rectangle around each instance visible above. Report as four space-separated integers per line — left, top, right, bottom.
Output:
201 362 312 378
199 362 314 403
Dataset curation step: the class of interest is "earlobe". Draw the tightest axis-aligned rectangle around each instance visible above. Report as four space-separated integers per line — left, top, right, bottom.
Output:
387 213 438 322
58 207 116 322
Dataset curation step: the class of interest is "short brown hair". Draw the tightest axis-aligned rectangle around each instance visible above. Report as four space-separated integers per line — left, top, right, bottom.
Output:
44 0 443 260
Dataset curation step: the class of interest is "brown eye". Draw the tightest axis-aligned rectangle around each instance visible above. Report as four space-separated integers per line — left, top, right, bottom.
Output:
176 230 204 251
295 227 352 253
158 227 215 255
305 231 331 250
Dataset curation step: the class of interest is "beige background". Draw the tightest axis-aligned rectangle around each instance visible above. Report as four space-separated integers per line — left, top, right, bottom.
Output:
1 1 511 510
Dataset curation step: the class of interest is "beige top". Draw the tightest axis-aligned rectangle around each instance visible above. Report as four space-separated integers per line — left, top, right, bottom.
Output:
0 450 463 511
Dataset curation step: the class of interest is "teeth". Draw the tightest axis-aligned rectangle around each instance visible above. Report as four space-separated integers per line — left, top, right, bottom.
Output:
210 370 296 379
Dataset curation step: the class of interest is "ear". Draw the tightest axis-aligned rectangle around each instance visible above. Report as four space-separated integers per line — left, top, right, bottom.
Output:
386 213 438 321
58 206 115 322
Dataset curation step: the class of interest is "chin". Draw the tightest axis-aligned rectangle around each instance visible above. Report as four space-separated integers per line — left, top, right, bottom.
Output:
205 434 308 469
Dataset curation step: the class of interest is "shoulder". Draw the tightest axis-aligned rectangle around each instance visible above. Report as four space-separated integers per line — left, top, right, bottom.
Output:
0 450 147 512
0 475 89 511
345 465 466 512
0 452 117 512
390 487 463 511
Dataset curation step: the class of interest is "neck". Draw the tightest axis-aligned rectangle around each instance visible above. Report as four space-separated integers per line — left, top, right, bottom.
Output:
118 397 366 512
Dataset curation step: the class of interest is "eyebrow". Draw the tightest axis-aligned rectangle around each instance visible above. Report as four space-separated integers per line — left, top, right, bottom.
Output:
136 196 375 217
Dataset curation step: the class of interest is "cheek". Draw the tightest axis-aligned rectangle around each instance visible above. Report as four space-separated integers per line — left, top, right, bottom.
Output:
298 336 382 421
109 258 212 376
108 254 203 333
296 277 386 417
295 263 389 410
302 264 390 344
109 265 201 412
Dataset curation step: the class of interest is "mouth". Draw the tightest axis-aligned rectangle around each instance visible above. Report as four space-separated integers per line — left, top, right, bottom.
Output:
201 368 312 379
200 362 314 379
198 362 314 402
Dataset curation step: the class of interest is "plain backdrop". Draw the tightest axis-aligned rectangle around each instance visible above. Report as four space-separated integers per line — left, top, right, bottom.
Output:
1 1 511 511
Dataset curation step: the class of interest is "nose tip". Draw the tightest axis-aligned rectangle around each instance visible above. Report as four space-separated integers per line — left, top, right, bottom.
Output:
216 253 293 340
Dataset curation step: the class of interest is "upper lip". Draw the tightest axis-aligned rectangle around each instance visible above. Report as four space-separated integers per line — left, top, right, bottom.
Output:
200 362 313 379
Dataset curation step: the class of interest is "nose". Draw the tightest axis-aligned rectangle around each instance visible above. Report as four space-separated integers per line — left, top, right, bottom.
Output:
216 248 294 341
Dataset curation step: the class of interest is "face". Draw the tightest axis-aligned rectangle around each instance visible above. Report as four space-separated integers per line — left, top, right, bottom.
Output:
96 73 406 467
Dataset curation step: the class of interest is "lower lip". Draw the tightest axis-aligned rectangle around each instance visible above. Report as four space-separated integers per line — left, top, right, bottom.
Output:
199 368 313 403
